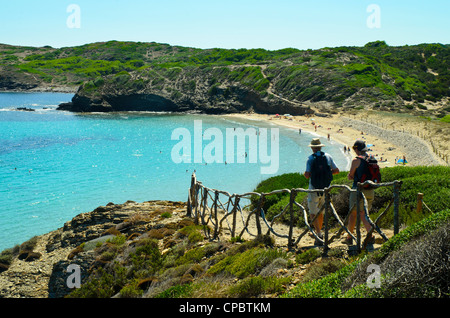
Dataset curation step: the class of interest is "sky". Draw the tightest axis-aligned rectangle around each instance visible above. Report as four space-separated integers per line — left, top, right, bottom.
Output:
0 0 449 50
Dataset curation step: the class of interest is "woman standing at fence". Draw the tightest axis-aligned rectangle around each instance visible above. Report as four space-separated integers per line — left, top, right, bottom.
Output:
343 140 376 245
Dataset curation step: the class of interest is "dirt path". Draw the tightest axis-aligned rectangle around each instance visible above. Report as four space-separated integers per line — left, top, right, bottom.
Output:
212 207 394 251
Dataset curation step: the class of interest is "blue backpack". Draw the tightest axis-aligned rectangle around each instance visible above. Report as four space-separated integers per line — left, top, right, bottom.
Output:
310 153 333 189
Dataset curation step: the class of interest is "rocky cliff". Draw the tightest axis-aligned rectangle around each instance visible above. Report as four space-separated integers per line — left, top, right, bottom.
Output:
57 66 314 115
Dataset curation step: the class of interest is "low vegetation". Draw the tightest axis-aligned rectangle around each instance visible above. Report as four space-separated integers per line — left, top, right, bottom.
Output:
1 41 449 116
38 166 446 298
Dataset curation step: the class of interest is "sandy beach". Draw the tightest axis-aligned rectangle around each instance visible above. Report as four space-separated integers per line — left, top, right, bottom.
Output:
225 112 447 169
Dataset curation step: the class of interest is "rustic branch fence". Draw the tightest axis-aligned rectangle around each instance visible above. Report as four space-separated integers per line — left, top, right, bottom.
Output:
186 173 402 254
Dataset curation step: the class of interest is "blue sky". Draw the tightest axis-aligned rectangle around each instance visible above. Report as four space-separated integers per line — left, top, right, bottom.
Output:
1 0 449 50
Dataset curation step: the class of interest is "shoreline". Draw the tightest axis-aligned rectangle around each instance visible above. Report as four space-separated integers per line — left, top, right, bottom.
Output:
0 86 78 94
225 112 446 168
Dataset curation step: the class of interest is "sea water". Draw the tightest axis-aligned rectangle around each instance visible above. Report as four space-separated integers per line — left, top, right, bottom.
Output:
0 92 350 251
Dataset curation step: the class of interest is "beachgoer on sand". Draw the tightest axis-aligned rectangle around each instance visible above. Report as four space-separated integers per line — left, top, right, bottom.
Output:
343 140 380 245
304 138 340 246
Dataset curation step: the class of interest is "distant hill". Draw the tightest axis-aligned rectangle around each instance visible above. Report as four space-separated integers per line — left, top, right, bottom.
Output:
1 41 449 115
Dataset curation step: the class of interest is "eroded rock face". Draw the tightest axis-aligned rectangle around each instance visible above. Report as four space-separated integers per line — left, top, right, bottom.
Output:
57 67 314 115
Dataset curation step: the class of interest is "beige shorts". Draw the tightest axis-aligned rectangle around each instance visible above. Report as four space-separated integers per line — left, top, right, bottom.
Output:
349 189 374 212
307 192 325 215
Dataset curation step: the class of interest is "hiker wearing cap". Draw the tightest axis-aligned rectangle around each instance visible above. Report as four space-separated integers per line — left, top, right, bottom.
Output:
304 138 340 246
343 140 378 245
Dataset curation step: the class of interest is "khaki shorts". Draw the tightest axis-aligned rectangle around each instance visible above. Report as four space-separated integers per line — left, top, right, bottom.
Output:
307 192 325 215
349 189 374 212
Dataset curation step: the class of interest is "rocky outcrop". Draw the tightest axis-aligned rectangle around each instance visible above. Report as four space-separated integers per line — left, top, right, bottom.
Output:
0 66 40 91
57 66 314 115
0 200 187 298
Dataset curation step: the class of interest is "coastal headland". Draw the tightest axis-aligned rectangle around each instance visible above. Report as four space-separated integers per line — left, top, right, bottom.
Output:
1 40 449 299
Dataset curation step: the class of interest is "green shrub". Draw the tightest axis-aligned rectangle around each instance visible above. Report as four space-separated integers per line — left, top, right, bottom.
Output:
228 276 291 297
129 239 163 277
67 265 128 298
107 234 127 246
119 279 144 298
282 260 362 298
178 225 208 243
161 212 172 218
175 246 205 266
440 115 450 123
342 211 450 298
300 258 347 283
208 247 287 278
373 166 450 222
374 208 450 262
295 248 321 265
155 283 193 298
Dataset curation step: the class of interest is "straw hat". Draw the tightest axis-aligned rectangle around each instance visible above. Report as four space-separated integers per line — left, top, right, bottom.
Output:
308 138 325 147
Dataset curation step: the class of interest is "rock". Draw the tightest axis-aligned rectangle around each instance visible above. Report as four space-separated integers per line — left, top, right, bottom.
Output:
24 252 42 262
115 221 132 232
0 263 9 273
57 67 313 116
0 200 188 298
17 251 29 260
83 235 116 251
137 277 158 290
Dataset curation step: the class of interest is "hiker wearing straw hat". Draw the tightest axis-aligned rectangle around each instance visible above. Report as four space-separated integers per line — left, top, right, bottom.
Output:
304 138 340 245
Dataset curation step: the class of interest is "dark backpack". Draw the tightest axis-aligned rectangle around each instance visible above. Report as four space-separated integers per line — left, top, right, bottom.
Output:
310 152 333 189
357 155 381 188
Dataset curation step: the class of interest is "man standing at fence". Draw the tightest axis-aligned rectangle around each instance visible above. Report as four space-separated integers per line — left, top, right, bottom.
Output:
304 138 340 246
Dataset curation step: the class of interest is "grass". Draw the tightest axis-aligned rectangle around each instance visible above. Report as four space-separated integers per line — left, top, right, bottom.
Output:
282 259 361 298
282 208 450 298
56 166 450 299
252 166 450 229
207 245 288 279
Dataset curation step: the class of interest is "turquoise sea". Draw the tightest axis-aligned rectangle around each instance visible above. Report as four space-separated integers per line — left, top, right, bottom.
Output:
0 92 350 251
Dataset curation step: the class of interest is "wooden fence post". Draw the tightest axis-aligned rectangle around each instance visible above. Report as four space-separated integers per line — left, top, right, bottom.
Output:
288 190 295 250
356 185 362 254
213 190 219 239
187 173 196 217
416 193 424 214
231 196 240 238
255 195 264 236
393 181 401 235
323 188 330 254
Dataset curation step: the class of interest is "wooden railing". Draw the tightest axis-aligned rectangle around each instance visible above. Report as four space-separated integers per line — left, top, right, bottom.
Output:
187 173 402 254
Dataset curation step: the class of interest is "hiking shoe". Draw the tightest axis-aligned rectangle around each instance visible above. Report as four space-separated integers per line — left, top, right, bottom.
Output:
342 236 353 245
314 233 324 246
365 235 375 245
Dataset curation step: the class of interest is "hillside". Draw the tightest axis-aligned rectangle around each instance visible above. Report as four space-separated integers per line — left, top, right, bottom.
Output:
1 41 449 116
